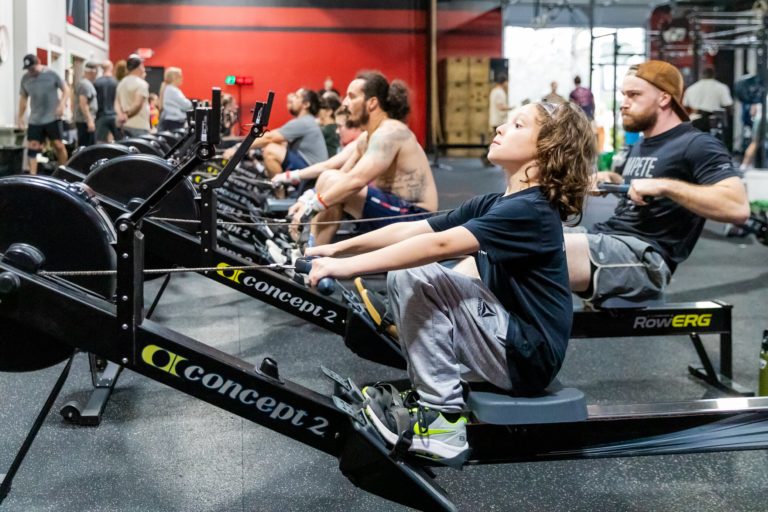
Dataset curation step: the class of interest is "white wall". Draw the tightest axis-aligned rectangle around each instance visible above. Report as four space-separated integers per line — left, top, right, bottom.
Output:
1 0 109 128
503 25 646 151
0 1 16 127
504 27 586 109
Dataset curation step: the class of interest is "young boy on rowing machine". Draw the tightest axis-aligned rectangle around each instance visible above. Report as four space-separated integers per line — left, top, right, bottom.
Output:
305 101 595 461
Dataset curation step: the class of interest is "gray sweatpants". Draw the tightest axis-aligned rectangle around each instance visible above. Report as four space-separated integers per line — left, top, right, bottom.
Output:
387 263 513 413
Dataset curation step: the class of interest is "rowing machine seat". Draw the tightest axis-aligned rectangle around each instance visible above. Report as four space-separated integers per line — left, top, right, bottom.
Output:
467 382 587 425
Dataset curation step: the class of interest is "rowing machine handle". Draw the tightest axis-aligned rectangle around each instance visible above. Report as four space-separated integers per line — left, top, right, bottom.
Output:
597 183 630 195
597 182 654 204
294 257 335 295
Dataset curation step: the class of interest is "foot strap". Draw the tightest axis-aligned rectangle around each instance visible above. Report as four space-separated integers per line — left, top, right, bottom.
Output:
354 278 399 338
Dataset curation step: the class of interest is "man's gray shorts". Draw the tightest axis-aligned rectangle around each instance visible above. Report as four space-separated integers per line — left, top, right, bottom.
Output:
580 233 671 305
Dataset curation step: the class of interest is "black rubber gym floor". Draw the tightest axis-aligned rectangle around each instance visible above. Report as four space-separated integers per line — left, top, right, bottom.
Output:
2 158 767 511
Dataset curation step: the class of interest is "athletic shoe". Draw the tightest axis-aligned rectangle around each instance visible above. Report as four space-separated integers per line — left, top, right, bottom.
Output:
409 406 469 460
362 384 468 460
361 384 406 445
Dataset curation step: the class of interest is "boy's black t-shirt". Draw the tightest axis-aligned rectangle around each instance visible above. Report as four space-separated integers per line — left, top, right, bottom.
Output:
591 123 738 272
428 187 571 393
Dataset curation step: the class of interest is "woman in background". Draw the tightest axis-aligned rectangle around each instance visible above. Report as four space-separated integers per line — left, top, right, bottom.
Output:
158 67 192 132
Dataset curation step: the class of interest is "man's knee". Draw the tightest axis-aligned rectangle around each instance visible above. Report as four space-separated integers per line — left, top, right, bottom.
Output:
52 140 66 150
316 169 342 191
263 143 284 161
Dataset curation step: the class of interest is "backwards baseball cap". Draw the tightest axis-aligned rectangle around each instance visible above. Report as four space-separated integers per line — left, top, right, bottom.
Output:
22 54 39 70
126 54 143 71
84 61 99 71
629 60 690 122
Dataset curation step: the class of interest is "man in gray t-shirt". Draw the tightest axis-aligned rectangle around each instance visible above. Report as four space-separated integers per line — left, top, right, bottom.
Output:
94 60 120 143
75 62 99 147
222 87 328 177
17 53 70 174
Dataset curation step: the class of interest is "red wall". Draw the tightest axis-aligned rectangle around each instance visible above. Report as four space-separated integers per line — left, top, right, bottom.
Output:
437 8 502 59
109 3 428 142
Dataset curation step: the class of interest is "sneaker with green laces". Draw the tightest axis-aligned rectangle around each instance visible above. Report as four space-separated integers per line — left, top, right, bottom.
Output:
409 407 469 460
362 384 469 461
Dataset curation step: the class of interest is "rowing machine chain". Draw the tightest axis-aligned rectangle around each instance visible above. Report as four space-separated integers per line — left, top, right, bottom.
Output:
37 263 295 278
5 210 450 277
150 208 450 227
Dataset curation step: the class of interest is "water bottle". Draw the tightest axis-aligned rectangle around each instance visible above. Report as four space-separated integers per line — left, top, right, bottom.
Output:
759 330 768 395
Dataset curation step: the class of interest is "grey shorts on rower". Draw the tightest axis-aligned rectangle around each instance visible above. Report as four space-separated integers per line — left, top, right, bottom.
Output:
580 233 671 305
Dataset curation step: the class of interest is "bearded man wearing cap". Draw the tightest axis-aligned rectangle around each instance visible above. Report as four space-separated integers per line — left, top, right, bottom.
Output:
566 60 750 306
115 54 150 136
17 53 70 174
75 62 99 148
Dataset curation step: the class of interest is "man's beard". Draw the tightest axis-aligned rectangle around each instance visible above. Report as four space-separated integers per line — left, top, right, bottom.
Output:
622 109 657 133
288 106 299 116
358 107 370 127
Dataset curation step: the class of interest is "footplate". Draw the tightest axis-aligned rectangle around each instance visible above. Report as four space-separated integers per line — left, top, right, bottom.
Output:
322 366 457 512
341 289 406 370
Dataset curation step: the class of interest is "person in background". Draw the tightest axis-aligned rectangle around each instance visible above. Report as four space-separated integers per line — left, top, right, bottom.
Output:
17 53 70 174
75 61 98 147
318 94 341 156
148 93 160 130
62 69 78 145
739 102 763 170
157 66 193 132
319 76 340 97
683 67 733 133
568 60 748 305
335 106 362 148
290 71 437 245
221 93 238 137
115 55 150 137
94 60 120 143
486 73 511 166
270 105 363 190
489 73 511 135
114 60 128 82
542 81 566 104
222 88 327 177
569 75 595 120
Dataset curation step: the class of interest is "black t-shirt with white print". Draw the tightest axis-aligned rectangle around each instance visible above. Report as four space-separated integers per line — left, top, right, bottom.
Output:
591 122 738 272
428 187 571 393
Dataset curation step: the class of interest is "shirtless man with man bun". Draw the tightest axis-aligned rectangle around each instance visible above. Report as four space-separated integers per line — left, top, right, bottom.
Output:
290 71 438 245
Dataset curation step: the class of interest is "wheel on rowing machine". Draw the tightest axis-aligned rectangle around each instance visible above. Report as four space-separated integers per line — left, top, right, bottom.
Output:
84 154 200 275
137 134 171 154
156 130 182 145
0 175 117 372
66 143 139 175
118 137 162 156
85 154 199 234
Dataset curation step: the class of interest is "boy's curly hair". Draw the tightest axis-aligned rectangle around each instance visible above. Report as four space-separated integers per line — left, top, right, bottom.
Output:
533 101 596 222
